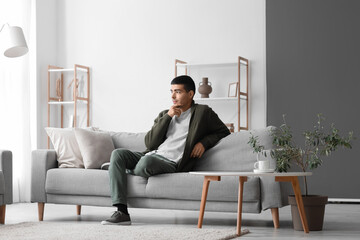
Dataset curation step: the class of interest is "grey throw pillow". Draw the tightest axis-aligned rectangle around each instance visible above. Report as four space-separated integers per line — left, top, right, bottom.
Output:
74 128 115 169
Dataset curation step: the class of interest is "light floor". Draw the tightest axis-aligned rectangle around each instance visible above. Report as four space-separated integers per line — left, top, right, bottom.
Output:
4 202 360 239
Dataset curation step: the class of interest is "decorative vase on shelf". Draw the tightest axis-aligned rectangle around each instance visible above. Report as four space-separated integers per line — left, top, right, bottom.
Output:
198 77 212 98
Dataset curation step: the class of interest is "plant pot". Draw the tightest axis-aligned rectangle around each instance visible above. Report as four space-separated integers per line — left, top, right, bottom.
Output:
288 195 328 231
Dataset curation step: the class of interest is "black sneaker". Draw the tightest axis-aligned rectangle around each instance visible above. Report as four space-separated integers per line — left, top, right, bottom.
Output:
101 211 131 225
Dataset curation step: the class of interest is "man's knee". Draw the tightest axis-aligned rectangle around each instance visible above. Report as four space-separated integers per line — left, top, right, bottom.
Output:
140 155 158 168
110 148 129 165
133 155 155 177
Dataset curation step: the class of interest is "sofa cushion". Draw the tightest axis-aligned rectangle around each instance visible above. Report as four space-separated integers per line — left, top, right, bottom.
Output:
109 132 146 152
145 172 260 202
45 127 84 168
74 128 115 169
45 169 148 198
193 126 274 171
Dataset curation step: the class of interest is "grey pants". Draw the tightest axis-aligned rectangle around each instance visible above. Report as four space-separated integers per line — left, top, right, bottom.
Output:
109 148 177 205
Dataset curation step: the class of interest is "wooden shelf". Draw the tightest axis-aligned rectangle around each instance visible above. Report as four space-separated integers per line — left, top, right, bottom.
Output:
194 96 247 101
48 68 88 73
47 64 90 148
175 56 249 131
176 60 247 68
48 100 88 105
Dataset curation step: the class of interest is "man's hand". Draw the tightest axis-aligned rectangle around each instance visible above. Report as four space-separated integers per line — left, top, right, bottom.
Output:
167 104 182 117
190 142 205 158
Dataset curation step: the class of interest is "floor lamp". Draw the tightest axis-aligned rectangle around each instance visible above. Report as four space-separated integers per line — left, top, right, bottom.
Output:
0 23 28 58
0 23 27 224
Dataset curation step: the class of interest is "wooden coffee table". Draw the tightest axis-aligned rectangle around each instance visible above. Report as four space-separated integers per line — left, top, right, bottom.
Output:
189 171 312 236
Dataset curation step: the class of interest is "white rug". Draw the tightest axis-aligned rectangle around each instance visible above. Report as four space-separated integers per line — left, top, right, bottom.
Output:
0 222 241 240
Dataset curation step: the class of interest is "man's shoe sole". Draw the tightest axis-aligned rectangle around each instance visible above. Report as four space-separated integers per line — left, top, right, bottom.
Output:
101 220 131 225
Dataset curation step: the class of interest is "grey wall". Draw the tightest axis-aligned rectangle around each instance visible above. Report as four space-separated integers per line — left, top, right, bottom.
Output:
266 0 360 198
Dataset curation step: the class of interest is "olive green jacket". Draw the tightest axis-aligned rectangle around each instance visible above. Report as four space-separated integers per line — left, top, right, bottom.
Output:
144 102 230 172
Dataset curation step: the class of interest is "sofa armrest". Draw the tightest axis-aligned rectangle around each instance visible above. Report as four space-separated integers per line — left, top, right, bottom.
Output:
31 149 58 203
0 150 13 204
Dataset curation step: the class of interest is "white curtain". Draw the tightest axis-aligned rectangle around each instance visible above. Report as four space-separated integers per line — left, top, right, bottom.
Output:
0 0 32 202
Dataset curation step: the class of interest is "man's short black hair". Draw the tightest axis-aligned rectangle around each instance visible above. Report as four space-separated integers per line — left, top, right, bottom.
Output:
171 75 196 93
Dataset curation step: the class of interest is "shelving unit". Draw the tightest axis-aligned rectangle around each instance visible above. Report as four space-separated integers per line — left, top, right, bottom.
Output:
175 57 249 131
47 64 90 148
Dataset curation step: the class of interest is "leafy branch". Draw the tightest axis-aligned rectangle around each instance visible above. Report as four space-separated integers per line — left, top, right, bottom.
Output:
248 133 267 157
249 114 354 196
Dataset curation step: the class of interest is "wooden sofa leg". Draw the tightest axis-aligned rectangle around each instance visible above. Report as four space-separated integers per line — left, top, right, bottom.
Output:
38 202 45 221
77 205 81 215
271 208 280 228
0 205 6 224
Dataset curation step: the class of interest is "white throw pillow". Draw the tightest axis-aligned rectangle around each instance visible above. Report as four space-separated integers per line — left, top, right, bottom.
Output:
74 128 115 169
45 127 84 168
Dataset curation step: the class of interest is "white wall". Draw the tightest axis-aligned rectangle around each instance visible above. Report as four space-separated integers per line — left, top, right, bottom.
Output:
35 0 57 148
37 0 266 148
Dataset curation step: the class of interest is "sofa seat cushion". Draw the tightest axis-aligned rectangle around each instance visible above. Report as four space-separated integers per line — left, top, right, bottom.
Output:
45 169 148 198
145 173 260 202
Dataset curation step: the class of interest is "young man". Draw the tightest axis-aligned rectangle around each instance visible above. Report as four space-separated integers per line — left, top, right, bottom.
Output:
101 75 230 225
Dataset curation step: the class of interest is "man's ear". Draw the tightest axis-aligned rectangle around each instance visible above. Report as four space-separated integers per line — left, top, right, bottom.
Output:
189 90 195 99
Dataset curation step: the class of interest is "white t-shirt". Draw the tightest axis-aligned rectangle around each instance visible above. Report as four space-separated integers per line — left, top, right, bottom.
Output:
146 108 191 163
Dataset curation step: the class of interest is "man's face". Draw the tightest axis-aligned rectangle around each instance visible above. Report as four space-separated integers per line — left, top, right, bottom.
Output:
170 84 194 109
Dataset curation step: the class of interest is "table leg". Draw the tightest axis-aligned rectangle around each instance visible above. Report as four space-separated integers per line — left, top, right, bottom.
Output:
198 176 221 228
236 176 248 236
271 208 280 229
275 176 309 233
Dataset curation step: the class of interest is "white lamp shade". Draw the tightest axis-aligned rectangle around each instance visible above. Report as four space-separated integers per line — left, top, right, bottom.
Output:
3 26 28 58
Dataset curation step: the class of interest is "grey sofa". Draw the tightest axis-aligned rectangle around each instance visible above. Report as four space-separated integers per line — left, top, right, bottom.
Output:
31 127 290 226
0 150 13 224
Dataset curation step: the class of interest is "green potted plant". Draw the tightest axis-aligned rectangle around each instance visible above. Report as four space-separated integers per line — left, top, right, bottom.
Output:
248 114 353 231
